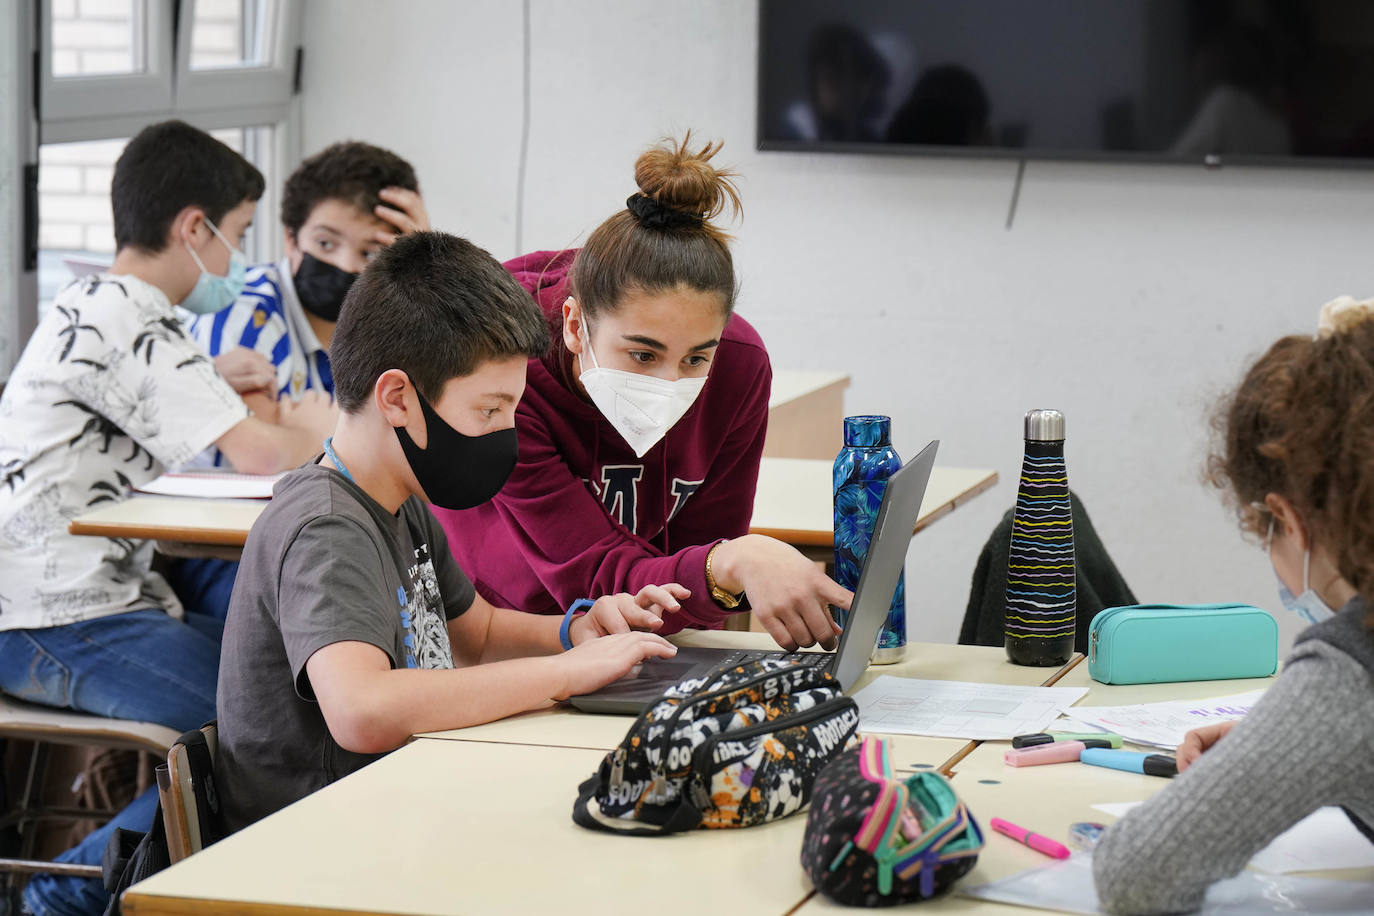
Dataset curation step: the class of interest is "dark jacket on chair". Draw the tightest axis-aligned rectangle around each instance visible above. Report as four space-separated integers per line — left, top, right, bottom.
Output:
959 491 1136 655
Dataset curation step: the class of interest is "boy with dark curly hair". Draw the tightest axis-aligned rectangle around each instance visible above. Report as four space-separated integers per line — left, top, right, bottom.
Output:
176 142 431 615
188 140 428 429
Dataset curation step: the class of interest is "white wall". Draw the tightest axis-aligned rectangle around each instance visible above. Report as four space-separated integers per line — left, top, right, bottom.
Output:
300 0 1374 650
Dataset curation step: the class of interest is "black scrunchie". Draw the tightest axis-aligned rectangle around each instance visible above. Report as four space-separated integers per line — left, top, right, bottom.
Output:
626 194 704 230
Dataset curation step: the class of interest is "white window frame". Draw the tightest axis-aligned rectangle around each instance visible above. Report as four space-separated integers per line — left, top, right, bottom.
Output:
175 0 300 120
37 0 301 149
2 1 40 382
32 0 302 266
39 0 176 140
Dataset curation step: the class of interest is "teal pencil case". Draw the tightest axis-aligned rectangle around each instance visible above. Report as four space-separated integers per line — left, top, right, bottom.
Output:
1088 604 1278 685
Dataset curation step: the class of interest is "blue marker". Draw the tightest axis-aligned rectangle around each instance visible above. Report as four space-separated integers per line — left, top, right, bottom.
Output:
1080 748 1177 778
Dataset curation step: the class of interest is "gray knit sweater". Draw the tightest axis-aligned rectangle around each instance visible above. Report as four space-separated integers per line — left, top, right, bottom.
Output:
1092 597 1374 914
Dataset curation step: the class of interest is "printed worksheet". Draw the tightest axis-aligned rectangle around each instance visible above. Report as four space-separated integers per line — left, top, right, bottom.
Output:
849 676 1089 740
1059 690 1266 749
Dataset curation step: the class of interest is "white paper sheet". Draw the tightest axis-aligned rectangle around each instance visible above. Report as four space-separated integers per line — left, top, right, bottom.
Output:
848 675 1088 740
1250 808 1374 875
1058 689 1266 749
1090 802 1374 876
136 471 283 499
960 851 1374 914
1090 801 1141 818
62 256 111 278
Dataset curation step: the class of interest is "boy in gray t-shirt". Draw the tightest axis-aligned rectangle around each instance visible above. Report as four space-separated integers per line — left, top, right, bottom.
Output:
216 232 685 832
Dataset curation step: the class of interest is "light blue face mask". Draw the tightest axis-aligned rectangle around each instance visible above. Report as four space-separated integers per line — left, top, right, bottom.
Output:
1269 518 1336 625
181 217 247 315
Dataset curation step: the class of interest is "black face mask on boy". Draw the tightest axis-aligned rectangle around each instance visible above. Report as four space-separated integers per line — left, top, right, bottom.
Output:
394 384 519 511
294 253 359 323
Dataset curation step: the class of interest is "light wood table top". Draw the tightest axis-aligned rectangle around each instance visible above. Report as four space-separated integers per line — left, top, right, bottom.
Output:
766 369 850 411
67 496 265 548
1054 660 1279 708
121 643 1364 916
68 462 998 559
419 635 1079 764
123 739 819 916
749 462 997 549
121 634 1085 916
764 370 850 461
123 647 1082 916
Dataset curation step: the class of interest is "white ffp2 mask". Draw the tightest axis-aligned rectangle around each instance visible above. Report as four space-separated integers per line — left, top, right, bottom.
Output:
578 329 707 458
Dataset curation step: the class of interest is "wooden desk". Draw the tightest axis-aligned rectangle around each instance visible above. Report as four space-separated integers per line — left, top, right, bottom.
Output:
126 648 1361 916
1055 660 1278 709
764 369 849 460
750 462 997 564
123 739 817 916
68 497 262 560
419 636 1078 768
69 462 998 562
123 640 1082 916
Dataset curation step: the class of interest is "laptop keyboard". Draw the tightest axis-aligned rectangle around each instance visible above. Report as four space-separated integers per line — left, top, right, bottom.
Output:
715 649 833 669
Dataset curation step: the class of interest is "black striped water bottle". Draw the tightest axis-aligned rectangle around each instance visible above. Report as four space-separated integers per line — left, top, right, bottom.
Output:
1004 409 1076 666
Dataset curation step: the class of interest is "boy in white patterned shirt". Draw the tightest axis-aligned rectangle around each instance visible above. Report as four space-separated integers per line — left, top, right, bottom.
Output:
0 119 335 916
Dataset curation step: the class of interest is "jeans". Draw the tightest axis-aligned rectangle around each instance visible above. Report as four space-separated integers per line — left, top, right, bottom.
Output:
164 558 239 624
0 608 224 916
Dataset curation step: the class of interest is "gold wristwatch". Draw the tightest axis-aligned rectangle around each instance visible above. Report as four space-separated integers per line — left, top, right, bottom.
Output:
705 541 744 609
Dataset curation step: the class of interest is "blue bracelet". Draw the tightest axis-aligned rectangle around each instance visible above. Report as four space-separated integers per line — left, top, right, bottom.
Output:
560 598 596 651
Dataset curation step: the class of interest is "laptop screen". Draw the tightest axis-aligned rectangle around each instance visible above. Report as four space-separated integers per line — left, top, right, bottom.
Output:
830 440 939 690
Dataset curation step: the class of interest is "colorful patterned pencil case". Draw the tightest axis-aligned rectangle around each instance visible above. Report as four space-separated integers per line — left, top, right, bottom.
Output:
801 737 984 906
1088 603 1278 684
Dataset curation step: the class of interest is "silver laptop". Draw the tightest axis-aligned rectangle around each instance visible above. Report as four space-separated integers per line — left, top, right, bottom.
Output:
569 439 939 714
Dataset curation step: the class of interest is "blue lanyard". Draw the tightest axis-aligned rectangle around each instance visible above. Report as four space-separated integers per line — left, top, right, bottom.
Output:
325 437 417 668
322 437 355 483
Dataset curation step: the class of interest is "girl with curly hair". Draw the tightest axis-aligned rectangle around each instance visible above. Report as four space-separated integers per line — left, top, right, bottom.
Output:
1094 296 1374 913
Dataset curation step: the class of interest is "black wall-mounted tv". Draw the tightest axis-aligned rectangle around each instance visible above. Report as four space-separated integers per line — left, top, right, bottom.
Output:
758 0 1374 167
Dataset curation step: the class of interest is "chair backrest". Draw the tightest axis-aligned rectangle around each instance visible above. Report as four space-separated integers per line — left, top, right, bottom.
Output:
160 723 220 864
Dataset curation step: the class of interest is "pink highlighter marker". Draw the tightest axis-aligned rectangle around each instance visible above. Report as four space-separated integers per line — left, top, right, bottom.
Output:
990 817 1071 860
1004 740 1089 767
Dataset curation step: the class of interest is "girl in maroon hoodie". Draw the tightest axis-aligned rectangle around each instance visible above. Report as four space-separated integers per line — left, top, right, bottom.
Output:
433 135 850 651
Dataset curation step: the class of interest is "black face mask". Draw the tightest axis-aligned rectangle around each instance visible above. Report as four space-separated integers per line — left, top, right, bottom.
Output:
394 386 519 511
293 253 359 322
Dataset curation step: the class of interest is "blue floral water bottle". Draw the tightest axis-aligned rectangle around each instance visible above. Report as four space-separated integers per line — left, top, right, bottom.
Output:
833 415 905 664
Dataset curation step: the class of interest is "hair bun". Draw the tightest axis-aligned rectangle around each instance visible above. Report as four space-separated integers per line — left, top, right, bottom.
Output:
633 132 741 224
1317 295 1374 339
